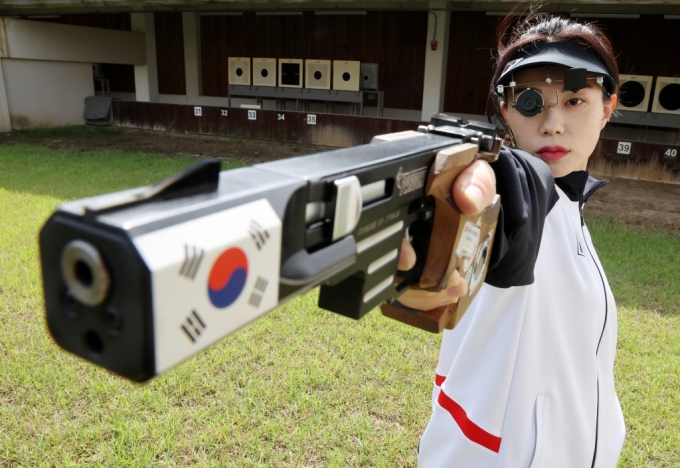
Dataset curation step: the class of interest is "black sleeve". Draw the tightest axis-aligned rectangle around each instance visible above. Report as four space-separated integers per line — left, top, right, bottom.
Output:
484 146 559 288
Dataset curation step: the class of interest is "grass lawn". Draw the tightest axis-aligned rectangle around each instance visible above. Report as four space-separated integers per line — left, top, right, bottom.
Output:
1 139 678 467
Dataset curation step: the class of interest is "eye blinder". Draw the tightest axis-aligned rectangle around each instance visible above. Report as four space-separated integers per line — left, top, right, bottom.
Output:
564 68 588 93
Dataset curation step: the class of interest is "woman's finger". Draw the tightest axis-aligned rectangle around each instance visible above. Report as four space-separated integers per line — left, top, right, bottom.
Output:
398 237 417 271
397 269 468 311
452 159 497 215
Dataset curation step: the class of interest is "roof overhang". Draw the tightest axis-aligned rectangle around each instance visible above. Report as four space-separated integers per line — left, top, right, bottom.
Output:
3 1 680 17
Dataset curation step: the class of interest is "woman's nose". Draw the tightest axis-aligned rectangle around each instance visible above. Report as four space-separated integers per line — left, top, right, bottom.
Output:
539 107 565 136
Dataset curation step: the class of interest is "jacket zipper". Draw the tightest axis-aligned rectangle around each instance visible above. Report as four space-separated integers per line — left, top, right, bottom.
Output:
581 209 608 468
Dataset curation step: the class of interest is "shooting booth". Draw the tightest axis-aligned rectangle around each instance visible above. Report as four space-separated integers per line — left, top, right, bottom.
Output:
226 59 381 115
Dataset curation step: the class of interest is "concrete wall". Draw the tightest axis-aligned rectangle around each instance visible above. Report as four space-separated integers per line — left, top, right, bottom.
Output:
0 17 147 130
421 2 451 121
0 17 145 64
131 13 158 102
2 58 93 128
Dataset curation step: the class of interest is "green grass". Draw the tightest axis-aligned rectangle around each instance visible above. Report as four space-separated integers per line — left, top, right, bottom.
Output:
588 216 679 314
614 307 680 467
0 144 244 201
586 218 680 467
0 144 678 466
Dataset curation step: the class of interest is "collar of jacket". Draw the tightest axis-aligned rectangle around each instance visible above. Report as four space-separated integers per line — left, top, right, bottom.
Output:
555 170 608 210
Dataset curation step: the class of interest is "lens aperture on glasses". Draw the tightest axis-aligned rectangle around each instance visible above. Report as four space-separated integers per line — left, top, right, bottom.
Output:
516 88 544 117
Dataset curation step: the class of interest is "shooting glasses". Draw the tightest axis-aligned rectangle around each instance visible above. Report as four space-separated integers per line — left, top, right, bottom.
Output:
494 41 616 118
497 67 608 117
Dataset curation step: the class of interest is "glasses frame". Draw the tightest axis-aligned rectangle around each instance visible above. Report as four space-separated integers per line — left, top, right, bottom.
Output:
497 69 606 117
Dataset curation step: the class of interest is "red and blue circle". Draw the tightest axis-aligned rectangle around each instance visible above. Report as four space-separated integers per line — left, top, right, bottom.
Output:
208 247 248 308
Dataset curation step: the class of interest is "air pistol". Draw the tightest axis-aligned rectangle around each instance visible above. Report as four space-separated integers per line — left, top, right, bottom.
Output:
40 113 502 382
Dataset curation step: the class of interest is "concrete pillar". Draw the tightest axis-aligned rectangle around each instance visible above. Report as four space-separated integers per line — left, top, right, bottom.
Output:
182 12 202 102
131 12 159 103
421 2 451 122
0 60 12 131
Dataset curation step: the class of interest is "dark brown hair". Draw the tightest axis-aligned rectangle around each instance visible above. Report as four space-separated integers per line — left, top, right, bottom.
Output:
487 11 619 144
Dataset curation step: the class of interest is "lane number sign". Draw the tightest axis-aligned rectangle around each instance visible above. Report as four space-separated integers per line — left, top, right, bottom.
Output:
248 110 257 120
221 109 228 117
194 106 202 117
664 147 678 159
617 142 631 155
277 113 285 121
307 114 317 125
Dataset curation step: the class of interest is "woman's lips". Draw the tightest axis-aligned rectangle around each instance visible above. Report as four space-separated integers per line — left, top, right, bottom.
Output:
536 146 569 161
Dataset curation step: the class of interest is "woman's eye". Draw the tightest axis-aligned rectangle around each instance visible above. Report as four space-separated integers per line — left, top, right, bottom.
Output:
566 98 585 106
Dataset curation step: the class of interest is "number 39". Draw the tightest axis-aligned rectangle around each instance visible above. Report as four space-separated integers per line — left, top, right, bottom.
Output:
617 142 631 155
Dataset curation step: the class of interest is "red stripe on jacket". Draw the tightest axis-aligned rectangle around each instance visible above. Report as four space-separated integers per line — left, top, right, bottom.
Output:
437 389 502 453
435 373 446 386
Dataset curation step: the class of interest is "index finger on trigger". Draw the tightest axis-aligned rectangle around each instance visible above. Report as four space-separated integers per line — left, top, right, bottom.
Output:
398 237 417 271
452 159 496 215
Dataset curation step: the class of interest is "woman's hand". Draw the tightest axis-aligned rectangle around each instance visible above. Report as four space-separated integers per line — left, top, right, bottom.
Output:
397 159 497 310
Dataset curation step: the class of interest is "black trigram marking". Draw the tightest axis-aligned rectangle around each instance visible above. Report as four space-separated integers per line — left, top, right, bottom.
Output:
248 276 268 308
248 293 263 308
254 277 268 293
181 309 207 343
248 220 270 250
180 244 204 279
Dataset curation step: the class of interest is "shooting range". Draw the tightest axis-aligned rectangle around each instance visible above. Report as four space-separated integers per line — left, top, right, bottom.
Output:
0 5 676 181
0 1 679 467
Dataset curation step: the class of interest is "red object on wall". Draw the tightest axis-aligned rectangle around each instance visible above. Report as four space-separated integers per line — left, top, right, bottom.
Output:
431 40 438 51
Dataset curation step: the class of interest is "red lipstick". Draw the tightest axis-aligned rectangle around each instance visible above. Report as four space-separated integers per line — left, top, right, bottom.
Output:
536 146 569 161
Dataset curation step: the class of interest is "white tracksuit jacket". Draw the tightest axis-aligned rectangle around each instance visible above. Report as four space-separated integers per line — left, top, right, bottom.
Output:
418 146 626 468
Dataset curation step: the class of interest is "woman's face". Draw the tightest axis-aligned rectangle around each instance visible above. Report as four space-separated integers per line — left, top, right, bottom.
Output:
502 66 617 177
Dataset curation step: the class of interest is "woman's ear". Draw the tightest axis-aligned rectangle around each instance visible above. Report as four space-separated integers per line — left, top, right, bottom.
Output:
498 101 515 146
601 94 617 129
500 101 509 121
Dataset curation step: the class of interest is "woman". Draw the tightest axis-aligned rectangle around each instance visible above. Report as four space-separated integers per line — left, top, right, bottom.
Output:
398 14 625 467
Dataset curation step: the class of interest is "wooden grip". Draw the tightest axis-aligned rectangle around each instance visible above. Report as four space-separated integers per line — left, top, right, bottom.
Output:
380 143 501 333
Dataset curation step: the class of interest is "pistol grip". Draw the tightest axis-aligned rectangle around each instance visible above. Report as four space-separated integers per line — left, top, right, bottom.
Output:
420 143 479 290
380 143 501 332
380 301 456 334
